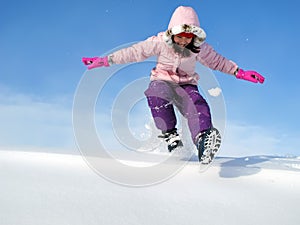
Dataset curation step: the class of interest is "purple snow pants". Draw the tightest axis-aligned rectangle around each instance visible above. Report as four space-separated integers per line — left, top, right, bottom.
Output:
144 80 212 144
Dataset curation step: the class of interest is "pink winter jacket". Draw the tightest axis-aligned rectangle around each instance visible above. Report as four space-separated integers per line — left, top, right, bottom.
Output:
109 6 238 85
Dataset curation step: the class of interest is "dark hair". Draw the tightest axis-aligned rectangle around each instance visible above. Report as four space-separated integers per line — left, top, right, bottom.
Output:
185 38 200 53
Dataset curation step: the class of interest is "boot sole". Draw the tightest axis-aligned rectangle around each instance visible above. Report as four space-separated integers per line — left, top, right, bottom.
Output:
199 128 221 165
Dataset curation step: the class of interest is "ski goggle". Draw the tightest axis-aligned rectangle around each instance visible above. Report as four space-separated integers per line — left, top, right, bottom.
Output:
176 32 195 38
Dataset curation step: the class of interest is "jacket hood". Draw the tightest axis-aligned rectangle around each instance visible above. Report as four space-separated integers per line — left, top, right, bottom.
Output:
163 6 206 47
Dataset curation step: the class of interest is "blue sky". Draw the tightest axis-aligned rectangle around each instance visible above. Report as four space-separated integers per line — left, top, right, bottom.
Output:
1 0 299 156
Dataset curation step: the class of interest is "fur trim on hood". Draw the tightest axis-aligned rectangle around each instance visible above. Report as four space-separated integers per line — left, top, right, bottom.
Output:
163 6 206 47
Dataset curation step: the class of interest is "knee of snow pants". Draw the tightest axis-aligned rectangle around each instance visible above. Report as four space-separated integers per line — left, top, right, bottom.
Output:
144 81 176 132
174 84 212 143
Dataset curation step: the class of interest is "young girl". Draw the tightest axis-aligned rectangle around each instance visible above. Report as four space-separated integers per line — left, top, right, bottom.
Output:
82 6 265 164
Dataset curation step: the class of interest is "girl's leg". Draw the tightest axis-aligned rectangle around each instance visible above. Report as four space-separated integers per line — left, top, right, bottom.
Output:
174 84 212 143
144 80 177 132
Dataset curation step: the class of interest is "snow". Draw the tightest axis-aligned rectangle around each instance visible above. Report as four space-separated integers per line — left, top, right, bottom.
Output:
208 87 222 97
1 149 300 225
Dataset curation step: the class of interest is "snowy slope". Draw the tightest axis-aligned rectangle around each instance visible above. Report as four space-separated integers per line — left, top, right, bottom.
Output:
1 150 300 225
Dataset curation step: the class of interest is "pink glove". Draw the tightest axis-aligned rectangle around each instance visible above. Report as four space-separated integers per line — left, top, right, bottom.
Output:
82 56 110 70
235 68 265 84
82 57 99 65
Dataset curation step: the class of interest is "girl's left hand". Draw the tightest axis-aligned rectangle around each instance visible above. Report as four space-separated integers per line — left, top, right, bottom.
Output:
235 68 265 84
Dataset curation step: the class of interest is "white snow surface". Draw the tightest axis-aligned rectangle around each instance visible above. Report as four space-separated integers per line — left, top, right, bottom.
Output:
1 149 300 225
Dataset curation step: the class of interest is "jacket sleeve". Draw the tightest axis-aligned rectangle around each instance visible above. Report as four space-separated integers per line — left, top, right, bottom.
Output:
196 43 238 75
109 36 162 64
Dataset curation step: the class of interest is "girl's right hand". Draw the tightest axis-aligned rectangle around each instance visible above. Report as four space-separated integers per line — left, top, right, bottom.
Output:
82 56 110 70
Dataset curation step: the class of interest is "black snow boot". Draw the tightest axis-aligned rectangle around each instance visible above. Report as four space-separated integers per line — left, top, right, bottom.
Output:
196 127 221 164
158 128 183 152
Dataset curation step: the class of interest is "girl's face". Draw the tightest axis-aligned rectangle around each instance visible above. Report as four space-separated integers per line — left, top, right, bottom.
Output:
173 35 193 47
